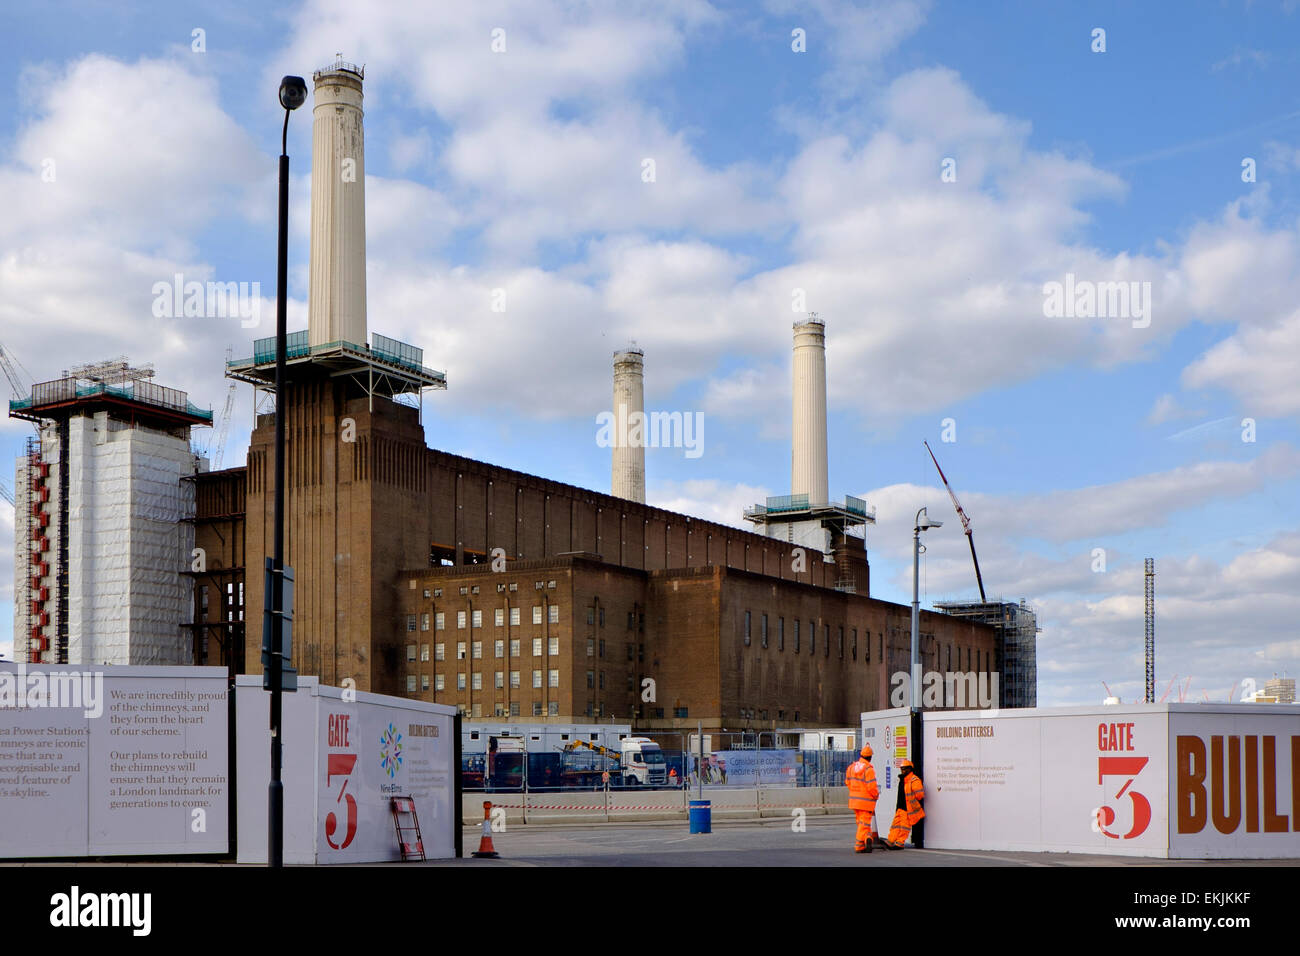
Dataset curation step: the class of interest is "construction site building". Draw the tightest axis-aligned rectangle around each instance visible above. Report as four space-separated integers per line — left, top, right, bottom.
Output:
933 599 1039 708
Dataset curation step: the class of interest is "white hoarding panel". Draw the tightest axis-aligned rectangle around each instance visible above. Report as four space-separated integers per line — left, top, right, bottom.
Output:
236 677 456 864
0 665 229 859
1168 707 1300 860
924 706 1169 857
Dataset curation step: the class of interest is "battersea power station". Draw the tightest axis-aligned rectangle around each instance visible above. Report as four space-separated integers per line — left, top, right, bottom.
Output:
11 61 1023 737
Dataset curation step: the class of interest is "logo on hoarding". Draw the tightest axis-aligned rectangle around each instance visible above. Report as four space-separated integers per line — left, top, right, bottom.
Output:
380 723 403 779
1089 722 1152 841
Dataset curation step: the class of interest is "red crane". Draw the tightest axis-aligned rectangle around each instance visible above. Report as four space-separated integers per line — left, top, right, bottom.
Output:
924 441 987 602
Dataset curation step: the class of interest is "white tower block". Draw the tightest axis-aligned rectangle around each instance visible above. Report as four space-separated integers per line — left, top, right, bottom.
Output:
308 64 368 349
791 315 829 506
612 348 646 503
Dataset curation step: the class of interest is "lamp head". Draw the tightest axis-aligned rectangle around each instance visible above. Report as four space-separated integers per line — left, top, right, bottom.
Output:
279 75 308 111
916 507 943 531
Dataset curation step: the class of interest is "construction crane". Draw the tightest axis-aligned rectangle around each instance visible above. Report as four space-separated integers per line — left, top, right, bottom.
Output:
0 476 12 507
924 440 986 602
211 383 236 470
1158 675 1177 703
0 341 33 399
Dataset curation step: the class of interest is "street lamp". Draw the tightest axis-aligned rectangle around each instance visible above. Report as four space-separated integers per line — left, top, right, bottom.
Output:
268 73 307 870
911 507 942 710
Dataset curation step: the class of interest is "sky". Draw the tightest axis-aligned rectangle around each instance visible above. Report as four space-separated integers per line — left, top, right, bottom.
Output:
0 0 1297 706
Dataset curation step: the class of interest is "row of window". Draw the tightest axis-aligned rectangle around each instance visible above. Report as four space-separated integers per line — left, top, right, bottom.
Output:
406 604 561 632
405 637 564 661
456 701 560 718
742 612 863 661
418 580 559 601
405 669 562 692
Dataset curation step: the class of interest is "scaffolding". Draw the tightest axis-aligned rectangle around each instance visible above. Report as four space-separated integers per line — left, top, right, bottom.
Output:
934 599 1040 708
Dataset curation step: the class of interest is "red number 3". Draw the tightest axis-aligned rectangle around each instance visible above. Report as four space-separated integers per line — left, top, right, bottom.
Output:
1096 756 1151 840
326 753 359 849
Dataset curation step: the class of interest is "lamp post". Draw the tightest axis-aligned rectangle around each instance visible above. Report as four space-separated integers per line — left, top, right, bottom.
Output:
268 73 307 869
911 507 942 710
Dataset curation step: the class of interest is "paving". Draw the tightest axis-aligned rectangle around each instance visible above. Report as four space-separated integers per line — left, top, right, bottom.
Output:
441 817 1292 867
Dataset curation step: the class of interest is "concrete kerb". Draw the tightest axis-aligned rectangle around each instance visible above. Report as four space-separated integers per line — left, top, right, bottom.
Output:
465 787 854 826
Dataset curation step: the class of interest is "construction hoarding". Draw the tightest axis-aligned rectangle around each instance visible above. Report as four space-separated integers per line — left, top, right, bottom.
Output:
0 664 228 858
236 676 457 864
861 703 1300 859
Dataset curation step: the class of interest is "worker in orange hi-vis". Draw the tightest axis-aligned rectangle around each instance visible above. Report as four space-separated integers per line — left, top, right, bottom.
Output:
845 745 880 854
886 760 926 849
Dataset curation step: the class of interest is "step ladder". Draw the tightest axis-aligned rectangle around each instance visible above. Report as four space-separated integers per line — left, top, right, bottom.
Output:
390 797 425 862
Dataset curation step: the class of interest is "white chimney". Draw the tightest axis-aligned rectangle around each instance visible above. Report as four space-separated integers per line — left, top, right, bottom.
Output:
791 314 828 505
612 347 646 503
308 61 367 349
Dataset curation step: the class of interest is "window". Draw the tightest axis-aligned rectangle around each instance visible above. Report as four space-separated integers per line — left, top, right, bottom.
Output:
778 617 785 651
761 613 768 649
421 674 430 691
598 638 605 658
495 671 504 689
744 610 751 646
472 641 482 659
471 586 480 595
548 701 559 716
434 588 442 598
421 613 430 632
638 644 644 663
533 606 542 625
547 580 556 589
586 701 594 717
533 702 543 717
457 673 466 690
626 643 634 661
824 625 830 657
422 588 430 599
471 609 483 628
548 605 559 624
509 582 518 592
406 644 416 662
456 642 466 659
435 643 445 661
435 674 445 691
809 621 815 654
510 638 520 657
627 611 635 629
510 607 520 626
532 638 543 657
472 672 482 690
510 671 520 689
599 671 605 690
494 704 506 717
406 615 417 632
420 644 429 662
472 703 482 718
533 670 542 689
435 612 445 630
674 707 688 718
599 607 605 627
495 639 504 658
510 702 520 717
495 608 504 627
794 619 800 653
459 587 468 596
586 638 595 657
406 675 417 692
548 669 559 688
535 581 544 590
457 610 466 629
587 671 595 689
548 637 559 656
587 607 595 626
852 628 858 661
839 626 844 659
627 674 634 691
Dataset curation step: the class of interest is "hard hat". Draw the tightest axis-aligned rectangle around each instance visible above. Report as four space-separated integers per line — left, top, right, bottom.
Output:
899 759 913 769
860 745 873 758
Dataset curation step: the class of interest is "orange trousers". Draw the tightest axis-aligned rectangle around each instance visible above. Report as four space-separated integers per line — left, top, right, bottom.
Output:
853 810 875 849
887 808 910 847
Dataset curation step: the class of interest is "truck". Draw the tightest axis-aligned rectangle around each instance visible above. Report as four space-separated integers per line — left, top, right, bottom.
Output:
560 736 669 787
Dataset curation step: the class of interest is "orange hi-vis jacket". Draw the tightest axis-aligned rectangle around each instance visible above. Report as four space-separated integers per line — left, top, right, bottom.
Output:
846 759 879 812
904 772 925 825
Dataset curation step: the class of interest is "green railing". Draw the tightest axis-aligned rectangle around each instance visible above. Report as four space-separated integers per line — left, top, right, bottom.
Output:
231 332 441 380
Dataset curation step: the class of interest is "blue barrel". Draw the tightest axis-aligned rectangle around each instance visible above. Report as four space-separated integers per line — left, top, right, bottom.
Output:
688 800 712 834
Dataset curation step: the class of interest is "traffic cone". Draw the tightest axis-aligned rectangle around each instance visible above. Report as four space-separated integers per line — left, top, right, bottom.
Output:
472 800 500 858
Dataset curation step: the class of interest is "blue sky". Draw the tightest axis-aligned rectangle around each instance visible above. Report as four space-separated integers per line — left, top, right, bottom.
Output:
1 0 1298 705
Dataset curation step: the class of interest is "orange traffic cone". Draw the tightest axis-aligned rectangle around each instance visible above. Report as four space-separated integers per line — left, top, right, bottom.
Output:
472 800 500 858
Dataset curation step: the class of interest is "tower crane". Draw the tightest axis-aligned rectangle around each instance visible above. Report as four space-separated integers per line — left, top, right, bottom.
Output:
924 440 987 602
0 476 13 507
0 341 32 400
211 384 236 470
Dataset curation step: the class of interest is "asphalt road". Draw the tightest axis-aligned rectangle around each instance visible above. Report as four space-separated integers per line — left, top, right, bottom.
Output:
440 818 1291 867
